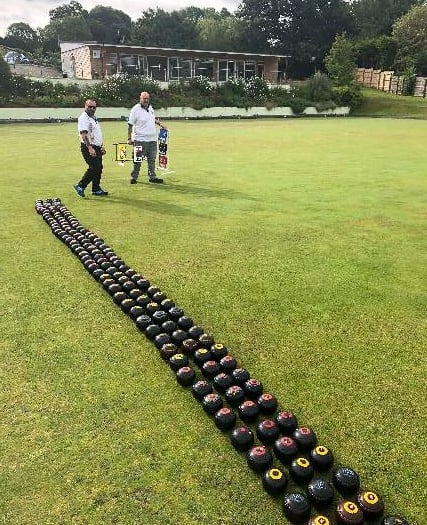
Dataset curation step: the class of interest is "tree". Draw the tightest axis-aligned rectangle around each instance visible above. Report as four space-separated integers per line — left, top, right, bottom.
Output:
0 55 13 93
392 3 427 74
4 22 39 52
196 9 246 51
89 6 132 43
237 0 356 78
352 0 421 38
49 1 87 22
325 33 357 85
131 8 199 49
352 35 397 69
41 16 92 53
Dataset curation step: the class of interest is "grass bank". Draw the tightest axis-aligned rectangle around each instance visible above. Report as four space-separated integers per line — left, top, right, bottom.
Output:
354 87 427 118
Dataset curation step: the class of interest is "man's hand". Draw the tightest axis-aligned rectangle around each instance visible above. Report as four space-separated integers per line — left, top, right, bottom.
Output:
101 146 106 155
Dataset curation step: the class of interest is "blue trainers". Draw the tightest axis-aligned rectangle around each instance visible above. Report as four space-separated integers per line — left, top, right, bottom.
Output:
92 189 109 196
73 184 85 197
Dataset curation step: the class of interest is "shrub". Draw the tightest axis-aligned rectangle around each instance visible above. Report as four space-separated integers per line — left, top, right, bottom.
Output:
305 72 334 102
289 97 310 114
332 83 363 108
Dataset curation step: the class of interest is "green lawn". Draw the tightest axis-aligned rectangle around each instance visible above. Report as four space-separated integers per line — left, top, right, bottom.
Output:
0 118 425 525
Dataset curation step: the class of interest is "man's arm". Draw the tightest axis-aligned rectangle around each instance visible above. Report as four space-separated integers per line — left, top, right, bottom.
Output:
80 130 95 156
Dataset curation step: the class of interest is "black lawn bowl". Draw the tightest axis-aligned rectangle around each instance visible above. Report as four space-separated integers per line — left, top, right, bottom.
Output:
181 338 198 355
107 283 122 296
102 278 115 291
152 291 167 304
191 379 213 401
257 393 278 415
307 478 335 508
293 426 317 451
262 467 288 496
147 286 161 298
213 372 234 392
135 314 152 332
113 291 127 305
210 343 228 359
310 445 334 472
230 426 254 452
232 368 250 385
244 379 263 399
160 298 175 311
202 360 221 379
333 467 360 496
146 302 160 315
256 419 280 445
152 310 169 325
125 268 136 278
219 355 237 372
154 333 171 349
168 306 184 321
247 445 273 473
336 501 364 524
171 329 188 346
193 348 213 367
381 517 409 525
282 492 311 523
276 411 298 435
214 407 236 431
117 275 129 285
161 320 177 334
129 288 143 300
176 365 196 387
225 385 246 407
177 315 193 330
144 324 161 340
135 294 151 309
169 353 189 372
121 298 136 313
308 515 331 525
129 305 145 320
290 457 314 484
133 277 150 291
187 325 204 339
160 343 178 361
122 280 136 293
198 333 215 348
202 393 223 415
238 400 260 423
274 436 299 464
357 490 384 520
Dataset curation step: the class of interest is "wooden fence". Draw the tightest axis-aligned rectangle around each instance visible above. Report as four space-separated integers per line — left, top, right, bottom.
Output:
356 68 427 97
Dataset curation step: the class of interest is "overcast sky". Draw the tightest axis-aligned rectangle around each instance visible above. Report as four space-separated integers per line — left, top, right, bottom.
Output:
1 0 241 38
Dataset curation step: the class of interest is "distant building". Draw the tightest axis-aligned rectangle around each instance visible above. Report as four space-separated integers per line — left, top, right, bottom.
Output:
59 41 290 84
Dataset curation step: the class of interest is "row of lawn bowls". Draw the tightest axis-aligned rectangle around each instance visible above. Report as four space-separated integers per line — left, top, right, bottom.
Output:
35 199 409 525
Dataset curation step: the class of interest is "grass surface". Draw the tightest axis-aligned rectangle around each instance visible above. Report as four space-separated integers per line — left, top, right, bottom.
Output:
354 88 427 118
0 118 426 525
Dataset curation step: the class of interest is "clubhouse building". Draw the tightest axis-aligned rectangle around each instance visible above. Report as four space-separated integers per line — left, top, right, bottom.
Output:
60 41 290 84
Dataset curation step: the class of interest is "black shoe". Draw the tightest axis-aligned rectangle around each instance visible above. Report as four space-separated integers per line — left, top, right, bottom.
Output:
92 189 109 196
130 179 138 184
149 177 164 184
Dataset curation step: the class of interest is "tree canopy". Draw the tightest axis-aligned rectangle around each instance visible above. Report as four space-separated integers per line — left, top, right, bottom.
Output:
392 3 427 73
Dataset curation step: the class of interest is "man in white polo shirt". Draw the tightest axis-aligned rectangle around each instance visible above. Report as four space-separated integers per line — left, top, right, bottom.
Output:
74 99 108 197
127 91 167 185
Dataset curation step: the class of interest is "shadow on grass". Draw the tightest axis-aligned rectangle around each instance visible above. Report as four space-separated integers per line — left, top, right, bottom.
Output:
86 180 256 217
